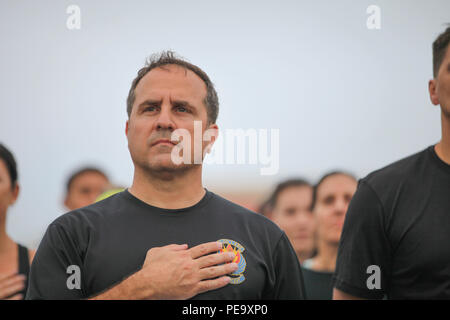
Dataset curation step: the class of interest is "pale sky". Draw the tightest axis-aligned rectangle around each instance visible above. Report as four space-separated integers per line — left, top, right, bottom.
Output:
1 0 449 248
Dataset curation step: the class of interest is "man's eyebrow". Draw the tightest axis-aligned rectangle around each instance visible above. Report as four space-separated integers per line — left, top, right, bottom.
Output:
137 99 162 110
136 98 198 111
171 99 195 107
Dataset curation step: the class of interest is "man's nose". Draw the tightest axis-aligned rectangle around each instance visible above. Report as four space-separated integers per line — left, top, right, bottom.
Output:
155 105 175 131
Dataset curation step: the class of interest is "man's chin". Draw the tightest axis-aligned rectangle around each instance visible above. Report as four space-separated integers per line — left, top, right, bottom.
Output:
142 158 192 174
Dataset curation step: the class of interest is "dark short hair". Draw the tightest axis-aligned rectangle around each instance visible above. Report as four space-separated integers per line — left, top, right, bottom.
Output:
66 167 109 193
0 143 18 189
267 178 312 211
311 171 357 211
433 25 450 78
126 51 219 124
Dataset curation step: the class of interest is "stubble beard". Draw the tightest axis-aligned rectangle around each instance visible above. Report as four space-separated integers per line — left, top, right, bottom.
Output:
137 150 196 181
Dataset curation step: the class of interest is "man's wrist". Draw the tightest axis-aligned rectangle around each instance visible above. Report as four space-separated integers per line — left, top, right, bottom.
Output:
124 269 155 300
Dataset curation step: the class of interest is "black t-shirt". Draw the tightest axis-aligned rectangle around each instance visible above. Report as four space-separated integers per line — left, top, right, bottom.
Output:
26 189 305 300
333 145 450 299
301 267 333 300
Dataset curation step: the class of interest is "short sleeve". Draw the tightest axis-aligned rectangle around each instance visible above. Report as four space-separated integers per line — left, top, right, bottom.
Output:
271 232 306 299
333 180 391 299
26 223 86 299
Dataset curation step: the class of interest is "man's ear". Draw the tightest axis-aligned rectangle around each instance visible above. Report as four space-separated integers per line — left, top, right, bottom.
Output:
204 123 219 154
429 79 440 106
10 183 20 205
125 120 129 137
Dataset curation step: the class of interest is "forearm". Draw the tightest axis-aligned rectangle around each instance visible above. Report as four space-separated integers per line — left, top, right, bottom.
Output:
332 288 366 300
88 270 153 300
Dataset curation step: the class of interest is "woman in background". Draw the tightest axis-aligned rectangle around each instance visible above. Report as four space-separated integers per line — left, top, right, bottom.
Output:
0 143 35 299
265 178 316 264
302 171 357 300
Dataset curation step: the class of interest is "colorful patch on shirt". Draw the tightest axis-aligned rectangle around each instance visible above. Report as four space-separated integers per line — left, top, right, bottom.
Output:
217 239 246 284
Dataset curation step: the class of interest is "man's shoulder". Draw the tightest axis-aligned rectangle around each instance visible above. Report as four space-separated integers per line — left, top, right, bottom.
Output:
51 191 127 229
361 146 431 194
208 191 283 233
209 191 271 221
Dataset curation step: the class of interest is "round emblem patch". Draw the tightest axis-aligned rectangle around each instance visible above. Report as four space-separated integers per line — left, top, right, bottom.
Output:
217 239 246 284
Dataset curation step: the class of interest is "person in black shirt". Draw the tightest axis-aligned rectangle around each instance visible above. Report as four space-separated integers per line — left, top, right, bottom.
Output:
27 188 302 299
0 143 35 300
333 26 450 299
26 52 305 300
301 172 357 300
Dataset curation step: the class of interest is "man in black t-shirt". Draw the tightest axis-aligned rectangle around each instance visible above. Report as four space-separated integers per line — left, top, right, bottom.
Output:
333 26 450 299
26 52 305 300
27 188 301 299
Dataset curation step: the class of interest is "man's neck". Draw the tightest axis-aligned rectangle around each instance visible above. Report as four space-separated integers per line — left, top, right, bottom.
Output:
128 165 206 209
435 111 450 165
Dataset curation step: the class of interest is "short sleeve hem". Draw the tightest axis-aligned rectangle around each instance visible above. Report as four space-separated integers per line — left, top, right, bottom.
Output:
333 276 385 300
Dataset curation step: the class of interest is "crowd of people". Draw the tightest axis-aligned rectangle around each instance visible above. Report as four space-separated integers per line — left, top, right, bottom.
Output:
0 25 449 300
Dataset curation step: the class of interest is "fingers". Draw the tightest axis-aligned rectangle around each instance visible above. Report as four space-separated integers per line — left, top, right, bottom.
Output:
0 274 26 300
196 276 232 295
146 244 187 256
0 274 26 290
196 251 236 269
166 244 188 251
6 294 23 300
199 262 239 281
0 281 26 299
0 273 21 282
189 242 223 259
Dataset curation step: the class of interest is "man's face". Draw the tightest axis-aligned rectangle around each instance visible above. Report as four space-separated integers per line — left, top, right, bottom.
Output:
126 64 217 174
314 174 357 246
271 186 315 258
64 172 110 211
429 44 450 117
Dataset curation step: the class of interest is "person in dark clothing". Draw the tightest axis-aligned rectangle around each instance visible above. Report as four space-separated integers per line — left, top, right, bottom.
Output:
0 143 35 300
26 52 305 300
333 26 450 300
301 171 357 300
